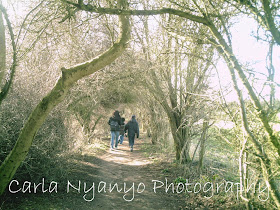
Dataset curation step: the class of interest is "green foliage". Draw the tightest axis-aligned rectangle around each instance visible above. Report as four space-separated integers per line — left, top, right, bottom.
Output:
174 176 186 184
161 168 171 173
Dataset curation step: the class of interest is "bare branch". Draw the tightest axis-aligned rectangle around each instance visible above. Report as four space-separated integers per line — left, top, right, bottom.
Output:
62 0 210 25
0 0 131 195
0 4 17 105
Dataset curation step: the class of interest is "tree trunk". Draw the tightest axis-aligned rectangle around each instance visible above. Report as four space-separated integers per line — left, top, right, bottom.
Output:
0 4 16 105
198 121 208 170
168 116 191 163
0 3 130 195
218 46 280 208
179 126 191 164
91 115 103 134
239 135 252 207
0 5 5 85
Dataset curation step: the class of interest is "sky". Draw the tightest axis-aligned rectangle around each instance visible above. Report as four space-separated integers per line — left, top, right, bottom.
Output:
214 16 280 102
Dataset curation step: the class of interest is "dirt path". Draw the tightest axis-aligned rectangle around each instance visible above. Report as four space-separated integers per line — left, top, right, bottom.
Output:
87 140 186 209
1 139 187 209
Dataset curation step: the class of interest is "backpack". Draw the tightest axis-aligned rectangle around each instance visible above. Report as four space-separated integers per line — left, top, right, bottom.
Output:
110 120 119 131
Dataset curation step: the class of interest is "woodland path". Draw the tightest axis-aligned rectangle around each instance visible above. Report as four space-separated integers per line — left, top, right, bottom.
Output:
1 138 187 209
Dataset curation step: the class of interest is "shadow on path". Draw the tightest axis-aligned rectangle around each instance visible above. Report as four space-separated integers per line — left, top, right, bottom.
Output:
1 139 186 210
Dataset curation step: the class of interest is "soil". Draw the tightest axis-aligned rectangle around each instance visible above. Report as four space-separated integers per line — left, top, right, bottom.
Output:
0 138 187 210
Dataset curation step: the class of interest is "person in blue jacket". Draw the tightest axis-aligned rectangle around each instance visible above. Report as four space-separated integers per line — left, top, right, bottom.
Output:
124 115 139 152
108 110 121 149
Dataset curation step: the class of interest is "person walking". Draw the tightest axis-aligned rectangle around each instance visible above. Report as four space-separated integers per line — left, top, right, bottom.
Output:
118 117 125 145
108 110 122 150
124 115 139 152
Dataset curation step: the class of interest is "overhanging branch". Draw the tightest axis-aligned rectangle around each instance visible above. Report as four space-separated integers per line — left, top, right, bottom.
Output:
0 0 131 195
63 0 209 25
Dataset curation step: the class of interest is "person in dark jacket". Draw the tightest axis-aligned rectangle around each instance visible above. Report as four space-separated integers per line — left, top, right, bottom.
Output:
108 110 122 149
124 115 139 152
118 118 125 145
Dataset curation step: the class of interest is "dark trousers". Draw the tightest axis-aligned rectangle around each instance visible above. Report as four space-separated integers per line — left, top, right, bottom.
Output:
128 134 135 148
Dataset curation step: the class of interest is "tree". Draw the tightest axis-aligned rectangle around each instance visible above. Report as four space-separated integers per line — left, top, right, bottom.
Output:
0 3 16 105
132 7 216 163
0 2 5 85
0 0 130 195
145 41 215 163
63 0 280 207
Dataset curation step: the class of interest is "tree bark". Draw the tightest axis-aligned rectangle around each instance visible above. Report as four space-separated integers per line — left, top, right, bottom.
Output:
0 2 130 195
0 4 5 85
91 115 102 134
64 0 209 25
198 121 208 170
260 0 280 44
0 4 16 105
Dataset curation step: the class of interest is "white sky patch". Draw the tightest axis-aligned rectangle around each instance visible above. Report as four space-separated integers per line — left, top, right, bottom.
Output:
231 17 267 63
214 120 235 130
213 16 280 102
